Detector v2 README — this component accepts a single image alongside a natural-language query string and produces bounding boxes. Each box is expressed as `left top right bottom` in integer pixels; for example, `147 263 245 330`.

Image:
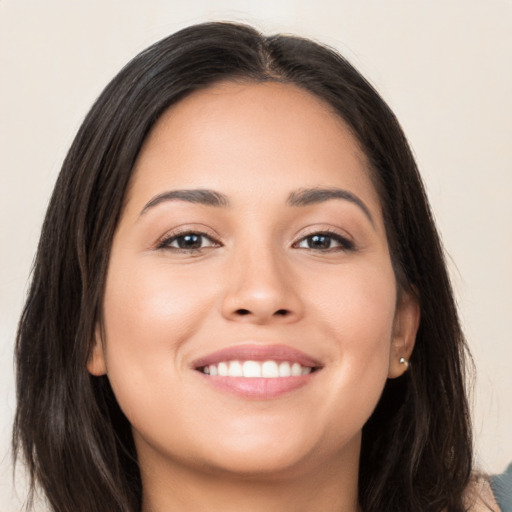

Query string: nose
220 245 304 325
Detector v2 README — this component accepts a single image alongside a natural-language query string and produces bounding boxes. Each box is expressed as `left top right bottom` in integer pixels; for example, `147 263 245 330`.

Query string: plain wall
1 1 511 509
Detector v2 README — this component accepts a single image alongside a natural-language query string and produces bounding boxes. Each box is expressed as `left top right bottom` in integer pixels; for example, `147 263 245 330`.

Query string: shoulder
490 464 512 512
463 475 502 512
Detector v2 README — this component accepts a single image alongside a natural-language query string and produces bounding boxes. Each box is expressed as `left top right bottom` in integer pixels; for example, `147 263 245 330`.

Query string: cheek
307 259 397 352
100 258 217 415
302 261 397 423
104 257 216 347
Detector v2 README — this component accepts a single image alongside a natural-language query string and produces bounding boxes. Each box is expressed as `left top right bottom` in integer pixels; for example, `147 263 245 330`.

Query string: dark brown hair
14 22 472 512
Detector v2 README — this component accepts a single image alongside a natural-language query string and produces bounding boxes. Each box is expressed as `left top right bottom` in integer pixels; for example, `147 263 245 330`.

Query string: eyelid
292 226 355 251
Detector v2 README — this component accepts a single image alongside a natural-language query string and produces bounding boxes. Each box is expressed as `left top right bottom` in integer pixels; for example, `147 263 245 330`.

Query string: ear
87 325 107 376
388 288 420 379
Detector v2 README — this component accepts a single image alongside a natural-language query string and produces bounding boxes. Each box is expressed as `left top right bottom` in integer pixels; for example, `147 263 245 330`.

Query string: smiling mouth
192 344 322 399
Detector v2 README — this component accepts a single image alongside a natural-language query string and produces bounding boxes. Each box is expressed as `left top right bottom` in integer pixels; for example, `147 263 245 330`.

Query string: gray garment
491 463 512 511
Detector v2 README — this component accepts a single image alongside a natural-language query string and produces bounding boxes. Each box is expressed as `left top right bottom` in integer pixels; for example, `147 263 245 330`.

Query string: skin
88 81 420 512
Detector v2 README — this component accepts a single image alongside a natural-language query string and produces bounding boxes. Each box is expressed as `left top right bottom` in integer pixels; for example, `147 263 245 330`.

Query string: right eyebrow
287 187 375 227
139 189 230 216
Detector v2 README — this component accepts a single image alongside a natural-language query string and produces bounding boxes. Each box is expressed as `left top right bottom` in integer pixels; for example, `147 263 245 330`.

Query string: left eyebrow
139 189 230 216
287 187 375 227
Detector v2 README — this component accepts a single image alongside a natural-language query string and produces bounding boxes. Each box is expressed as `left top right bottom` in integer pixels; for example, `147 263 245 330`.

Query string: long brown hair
14 22 472 511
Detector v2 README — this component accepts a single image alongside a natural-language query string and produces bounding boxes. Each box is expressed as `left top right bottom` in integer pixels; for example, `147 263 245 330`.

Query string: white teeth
279 361 291 377
218 362 229 376
261 361 279 378
228 360 243 377
291 362 302 376
202 360 314 378
242 361 261 377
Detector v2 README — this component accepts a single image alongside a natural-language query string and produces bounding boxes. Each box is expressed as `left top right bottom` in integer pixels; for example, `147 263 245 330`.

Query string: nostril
231 308 292 318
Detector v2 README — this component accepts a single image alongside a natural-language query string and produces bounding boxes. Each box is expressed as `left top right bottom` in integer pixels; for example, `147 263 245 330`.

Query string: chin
183 422 359 481
198 444 318 480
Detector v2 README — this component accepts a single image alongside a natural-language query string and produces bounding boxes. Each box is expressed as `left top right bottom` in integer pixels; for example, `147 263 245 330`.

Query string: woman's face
89 81 418 479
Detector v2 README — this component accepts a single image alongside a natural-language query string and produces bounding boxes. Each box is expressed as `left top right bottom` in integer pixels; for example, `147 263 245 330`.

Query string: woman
13 22 499 511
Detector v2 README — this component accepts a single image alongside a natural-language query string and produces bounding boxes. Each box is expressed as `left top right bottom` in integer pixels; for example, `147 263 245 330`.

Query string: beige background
1 1 511 509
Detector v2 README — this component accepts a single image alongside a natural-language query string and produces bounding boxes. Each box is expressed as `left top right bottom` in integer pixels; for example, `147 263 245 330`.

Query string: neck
139 438 362 512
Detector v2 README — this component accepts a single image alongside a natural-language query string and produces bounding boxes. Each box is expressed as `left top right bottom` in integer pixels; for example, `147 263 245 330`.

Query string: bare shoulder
463 476 502 512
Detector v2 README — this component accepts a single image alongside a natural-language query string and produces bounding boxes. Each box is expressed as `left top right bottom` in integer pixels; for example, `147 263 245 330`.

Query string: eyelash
292 229 355 252
156 229 354 254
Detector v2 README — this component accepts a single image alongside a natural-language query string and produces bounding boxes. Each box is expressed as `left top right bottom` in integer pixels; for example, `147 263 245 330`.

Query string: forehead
128 81 381 215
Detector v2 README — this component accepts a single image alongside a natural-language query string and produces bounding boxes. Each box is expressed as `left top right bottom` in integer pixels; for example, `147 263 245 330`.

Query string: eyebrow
139 186 374 226
287 187 374 226
140 189 230 215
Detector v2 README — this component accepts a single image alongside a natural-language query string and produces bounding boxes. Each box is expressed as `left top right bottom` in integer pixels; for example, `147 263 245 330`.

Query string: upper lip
191 344 323 369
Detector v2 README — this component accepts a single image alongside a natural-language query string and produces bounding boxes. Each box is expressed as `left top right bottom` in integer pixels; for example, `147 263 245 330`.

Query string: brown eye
158 232 219 251
174 233 204 250
295 232 354 251
306 234 332 249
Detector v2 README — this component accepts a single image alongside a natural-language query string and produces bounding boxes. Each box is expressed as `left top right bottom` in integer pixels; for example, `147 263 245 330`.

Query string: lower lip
197 373 317 399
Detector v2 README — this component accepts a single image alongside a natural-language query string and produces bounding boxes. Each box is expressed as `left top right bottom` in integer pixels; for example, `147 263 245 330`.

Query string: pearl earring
399 357 409 369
